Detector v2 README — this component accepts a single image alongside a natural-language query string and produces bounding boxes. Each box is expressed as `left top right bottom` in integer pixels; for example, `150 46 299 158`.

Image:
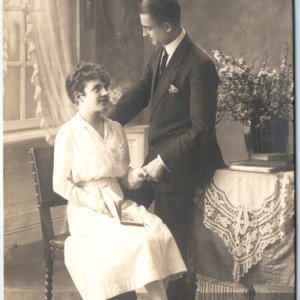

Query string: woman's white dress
53 113 187 300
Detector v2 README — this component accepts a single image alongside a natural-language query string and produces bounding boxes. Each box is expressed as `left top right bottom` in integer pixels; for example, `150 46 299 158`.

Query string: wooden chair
29 147 69 300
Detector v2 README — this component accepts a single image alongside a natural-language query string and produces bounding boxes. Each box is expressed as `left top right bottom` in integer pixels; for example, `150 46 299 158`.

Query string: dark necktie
159 50 169 76
154 50 169 90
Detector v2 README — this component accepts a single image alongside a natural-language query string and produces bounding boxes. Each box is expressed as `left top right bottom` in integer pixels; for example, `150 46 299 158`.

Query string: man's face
140 14 168 46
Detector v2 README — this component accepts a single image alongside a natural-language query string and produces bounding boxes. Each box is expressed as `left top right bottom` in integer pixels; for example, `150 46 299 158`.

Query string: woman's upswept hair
65 62 110 104
140 0 181 26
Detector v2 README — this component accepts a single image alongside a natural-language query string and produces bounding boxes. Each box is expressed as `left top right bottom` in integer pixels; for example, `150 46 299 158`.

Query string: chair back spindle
29 147 69 300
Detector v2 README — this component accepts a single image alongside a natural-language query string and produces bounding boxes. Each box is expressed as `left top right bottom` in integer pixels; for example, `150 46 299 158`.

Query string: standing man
109 0 224 299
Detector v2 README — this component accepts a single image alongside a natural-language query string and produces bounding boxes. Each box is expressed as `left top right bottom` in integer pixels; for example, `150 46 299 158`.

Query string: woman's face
78 80 109 115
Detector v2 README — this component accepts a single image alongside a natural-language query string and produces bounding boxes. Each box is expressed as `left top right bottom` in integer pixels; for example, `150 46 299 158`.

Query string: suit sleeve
108 54 154 125
159 59 219 171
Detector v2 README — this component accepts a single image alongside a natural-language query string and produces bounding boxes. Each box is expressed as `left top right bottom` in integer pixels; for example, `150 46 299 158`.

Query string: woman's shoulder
56 115 79 138
58 119 74 133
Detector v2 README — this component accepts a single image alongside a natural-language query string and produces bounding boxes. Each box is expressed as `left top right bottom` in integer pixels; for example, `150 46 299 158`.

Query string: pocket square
168 84 179 94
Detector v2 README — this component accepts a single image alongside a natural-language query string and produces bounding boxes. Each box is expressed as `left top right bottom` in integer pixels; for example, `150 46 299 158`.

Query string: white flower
108 87 123 105
168 84 179 94
213 50 222 62
212 46 293 125
238 57 244 65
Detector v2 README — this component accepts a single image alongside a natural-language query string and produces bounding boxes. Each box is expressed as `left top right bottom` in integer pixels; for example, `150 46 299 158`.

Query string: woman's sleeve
116 124 143 190
53 127 103 211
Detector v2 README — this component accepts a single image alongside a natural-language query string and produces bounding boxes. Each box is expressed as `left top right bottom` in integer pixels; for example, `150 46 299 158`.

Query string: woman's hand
142 158 166 182
132 168 148 181
120 167 148 190
96 200 112 217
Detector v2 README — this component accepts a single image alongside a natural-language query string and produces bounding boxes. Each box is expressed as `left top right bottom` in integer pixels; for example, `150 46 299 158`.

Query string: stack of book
229 153 294 173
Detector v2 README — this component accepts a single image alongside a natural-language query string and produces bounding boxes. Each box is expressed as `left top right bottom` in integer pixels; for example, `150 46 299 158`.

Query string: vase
244 118 289 155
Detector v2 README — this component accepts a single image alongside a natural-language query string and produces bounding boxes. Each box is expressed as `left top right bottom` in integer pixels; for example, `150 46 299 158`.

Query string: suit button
149 146 154 152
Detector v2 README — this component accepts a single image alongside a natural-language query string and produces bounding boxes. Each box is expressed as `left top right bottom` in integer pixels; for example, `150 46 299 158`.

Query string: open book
102 187 144 226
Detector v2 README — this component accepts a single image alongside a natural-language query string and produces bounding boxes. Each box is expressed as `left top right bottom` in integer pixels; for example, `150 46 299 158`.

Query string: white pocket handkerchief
168 84 179 94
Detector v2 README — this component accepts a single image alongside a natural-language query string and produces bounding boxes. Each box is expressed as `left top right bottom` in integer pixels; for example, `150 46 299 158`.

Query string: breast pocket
168 78 189 100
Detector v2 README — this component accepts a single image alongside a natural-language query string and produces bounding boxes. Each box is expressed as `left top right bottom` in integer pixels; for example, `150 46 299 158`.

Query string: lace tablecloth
194 169 294 283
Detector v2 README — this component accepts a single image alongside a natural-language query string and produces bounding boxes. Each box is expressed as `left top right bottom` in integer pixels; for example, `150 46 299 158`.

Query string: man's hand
143 158 166 182
132 167 148 182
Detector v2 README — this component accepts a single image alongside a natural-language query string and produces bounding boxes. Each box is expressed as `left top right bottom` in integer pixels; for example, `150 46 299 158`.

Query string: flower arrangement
107 80 134 105
212 45 294 126
108 86 124 105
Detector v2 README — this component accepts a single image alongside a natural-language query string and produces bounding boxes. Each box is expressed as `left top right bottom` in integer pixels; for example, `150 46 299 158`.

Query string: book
229 159 294 173
250 152 294 161
102 187 144 226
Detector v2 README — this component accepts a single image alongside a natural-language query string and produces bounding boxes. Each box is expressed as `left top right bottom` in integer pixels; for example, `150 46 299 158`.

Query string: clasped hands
95 158 165 216
133 157 166 183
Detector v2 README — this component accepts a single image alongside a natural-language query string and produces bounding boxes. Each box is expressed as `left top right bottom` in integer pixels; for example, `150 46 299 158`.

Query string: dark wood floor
4 240 149 300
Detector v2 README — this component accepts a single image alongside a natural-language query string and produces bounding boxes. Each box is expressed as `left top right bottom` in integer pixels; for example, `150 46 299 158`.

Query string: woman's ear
74 92 82 104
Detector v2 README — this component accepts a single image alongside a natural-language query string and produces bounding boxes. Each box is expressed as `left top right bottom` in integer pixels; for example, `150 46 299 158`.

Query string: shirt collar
164 28 186 59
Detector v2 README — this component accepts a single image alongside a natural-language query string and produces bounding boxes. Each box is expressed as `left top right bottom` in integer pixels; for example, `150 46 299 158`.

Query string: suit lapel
151 34 192 116
151 47 164 96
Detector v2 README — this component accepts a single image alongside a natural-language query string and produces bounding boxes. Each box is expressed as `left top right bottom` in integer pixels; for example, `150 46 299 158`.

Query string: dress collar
74 113 109 140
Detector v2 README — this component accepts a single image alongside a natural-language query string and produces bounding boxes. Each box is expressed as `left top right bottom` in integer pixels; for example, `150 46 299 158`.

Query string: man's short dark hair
140 0 181 26
65 62 110 104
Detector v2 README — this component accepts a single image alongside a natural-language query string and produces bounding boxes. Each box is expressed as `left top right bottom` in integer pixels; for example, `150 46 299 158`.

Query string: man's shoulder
183 38 218 78
189 41 214 64
180 33 212 63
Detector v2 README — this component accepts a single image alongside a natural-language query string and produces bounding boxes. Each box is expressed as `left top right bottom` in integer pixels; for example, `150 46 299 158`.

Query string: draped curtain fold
27 0 79 143
96 0 144 84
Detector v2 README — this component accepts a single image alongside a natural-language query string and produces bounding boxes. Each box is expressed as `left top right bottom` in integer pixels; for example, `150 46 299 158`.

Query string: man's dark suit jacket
109 34 224 194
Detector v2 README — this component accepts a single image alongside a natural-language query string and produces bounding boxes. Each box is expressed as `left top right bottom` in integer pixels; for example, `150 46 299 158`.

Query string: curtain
26 0 79 143
95 0 144 84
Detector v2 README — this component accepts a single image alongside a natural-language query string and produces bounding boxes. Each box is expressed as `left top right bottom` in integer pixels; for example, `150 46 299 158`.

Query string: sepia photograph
3 0 295 299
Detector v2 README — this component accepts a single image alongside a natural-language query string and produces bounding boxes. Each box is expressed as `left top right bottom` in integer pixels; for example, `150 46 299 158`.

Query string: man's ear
163 22 172 33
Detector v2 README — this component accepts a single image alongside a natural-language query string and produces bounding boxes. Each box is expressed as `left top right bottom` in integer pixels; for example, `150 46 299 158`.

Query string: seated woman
53 62 187 300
